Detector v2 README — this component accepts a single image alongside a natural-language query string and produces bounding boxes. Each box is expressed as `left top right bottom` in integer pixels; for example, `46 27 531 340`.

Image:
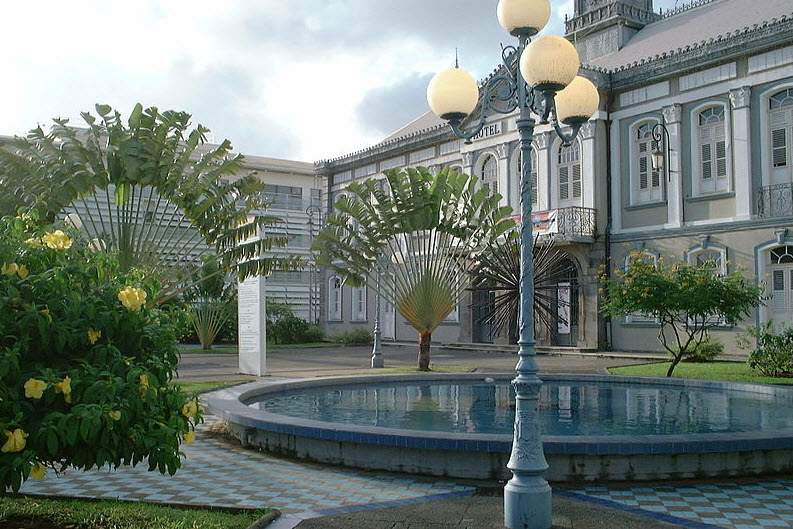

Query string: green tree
601 252 763 376
313 167 514 371
183 256 234 350
0 214 201 493
0 104 298 301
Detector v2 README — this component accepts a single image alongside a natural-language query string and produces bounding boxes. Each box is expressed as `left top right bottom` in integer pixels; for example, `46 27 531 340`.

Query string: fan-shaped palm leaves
0 104 298 300
313 166 514 371
469 230 576 344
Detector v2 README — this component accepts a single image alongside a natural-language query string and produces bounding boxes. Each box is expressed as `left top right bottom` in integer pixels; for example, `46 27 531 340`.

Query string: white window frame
351 286 367 322
477 152 499 196
327 276 343 322
624 250 661 325
692 103 732 196
761 84 793 186
630 119 664 205
685 243 729 326
557 140 582 206
511 146 539 208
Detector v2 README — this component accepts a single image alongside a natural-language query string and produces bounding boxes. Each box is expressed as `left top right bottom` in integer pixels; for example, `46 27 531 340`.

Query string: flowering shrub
0 212 201 493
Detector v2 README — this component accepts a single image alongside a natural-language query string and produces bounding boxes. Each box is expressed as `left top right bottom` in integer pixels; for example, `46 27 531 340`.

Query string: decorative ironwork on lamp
426 1 599 528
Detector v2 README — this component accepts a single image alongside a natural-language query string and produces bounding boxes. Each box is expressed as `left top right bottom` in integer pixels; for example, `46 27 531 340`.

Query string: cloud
354 73 435 139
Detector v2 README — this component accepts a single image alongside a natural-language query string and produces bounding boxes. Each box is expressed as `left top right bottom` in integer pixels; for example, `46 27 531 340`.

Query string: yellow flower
54 376 72 403
31 463 46 480
24 379 47 399
41 230 73 250
182 401 198 418
110 410 121 421
139 374 150 395
1 263 19 275
16 265 28 279
39 308 52 323
118 286 147 311
184 431 196 445
25 237 43 248
1 429 28 453
87 329 101 345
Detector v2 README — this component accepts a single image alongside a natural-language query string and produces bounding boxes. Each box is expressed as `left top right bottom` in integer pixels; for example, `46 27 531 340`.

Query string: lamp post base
371 352 383 368
504 474 552 529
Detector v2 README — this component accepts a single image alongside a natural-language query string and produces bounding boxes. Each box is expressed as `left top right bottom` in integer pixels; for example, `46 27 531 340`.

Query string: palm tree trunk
418 331 432 371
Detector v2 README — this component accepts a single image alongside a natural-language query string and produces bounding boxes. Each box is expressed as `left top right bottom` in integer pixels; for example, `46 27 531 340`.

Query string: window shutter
572 164 582 198
559 166 569 200
639 156 648 189
701 143 712 179
531 169 538 205
772 128 787 168
773 270 785 310
716 141 727 177
651 167 660 189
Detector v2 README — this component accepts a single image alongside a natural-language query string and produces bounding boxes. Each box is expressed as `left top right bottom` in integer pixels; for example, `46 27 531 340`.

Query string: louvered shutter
572 164 582 198
639 156 648 190
559 166 569 200
772 128 787 168
701 143 712 179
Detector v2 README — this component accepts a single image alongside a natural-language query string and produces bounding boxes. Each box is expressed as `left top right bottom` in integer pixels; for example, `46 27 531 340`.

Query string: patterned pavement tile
18 421 476 515
570 479 793 529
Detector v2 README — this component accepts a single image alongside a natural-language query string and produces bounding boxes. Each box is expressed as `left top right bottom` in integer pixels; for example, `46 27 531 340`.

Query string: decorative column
535 131 551 212
730 86 753 220
580 121 597 210
663 104 683 228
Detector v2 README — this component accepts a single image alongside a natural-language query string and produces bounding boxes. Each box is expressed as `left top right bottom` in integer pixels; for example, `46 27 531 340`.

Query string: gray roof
380 109 445 144
587 0 793 71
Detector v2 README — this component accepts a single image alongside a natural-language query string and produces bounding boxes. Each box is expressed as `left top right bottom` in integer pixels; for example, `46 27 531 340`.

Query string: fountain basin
202 373 793 481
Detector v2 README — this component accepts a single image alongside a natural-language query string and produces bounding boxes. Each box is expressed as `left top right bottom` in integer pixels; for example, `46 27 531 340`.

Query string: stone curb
246 508 281 529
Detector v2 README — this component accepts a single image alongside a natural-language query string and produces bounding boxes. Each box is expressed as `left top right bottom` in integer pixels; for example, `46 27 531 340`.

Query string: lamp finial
455 48 459 68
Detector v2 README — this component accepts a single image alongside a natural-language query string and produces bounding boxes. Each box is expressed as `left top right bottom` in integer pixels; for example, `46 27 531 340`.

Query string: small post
371 264 384 368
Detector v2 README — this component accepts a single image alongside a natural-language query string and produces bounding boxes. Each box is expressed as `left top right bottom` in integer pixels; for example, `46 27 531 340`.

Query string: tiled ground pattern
18 426 475 514
571 480 793 529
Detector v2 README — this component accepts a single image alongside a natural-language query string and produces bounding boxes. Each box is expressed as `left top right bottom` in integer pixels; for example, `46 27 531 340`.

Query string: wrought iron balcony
757 183 793 219
533 206 597 241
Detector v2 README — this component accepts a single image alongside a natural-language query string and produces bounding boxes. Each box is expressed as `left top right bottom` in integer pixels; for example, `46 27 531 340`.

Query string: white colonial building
315 0 793 355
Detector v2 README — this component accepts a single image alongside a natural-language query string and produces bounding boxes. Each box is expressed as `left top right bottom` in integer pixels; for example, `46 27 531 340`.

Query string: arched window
696 106 730 195
327 276 342 321
515 148 539 207
624 250 660 324
633 122 662 204
479 154 498 195
770 89 793 182
769 246 793 329
351 286 367 321
558 141 581 205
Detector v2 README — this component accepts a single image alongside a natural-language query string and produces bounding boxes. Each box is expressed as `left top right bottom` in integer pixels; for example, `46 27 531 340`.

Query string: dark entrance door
472 288 495 343
552 258 579 346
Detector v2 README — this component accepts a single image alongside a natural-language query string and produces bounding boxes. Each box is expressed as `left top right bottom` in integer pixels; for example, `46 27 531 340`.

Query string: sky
1 0 682 163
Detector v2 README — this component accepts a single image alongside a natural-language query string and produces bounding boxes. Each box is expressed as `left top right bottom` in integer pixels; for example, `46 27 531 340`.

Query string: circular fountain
203 373 793 481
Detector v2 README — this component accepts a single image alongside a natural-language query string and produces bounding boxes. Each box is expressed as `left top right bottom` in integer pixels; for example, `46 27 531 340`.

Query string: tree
0 214 201 493
313 167 514 371
183 255 234 350
601 252 763 376
469 231 576 344
0 104 298 301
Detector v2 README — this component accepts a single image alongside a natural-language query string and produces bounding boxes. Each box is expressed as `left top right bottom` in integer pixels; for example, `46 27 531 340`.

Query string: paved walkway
15 345 793 528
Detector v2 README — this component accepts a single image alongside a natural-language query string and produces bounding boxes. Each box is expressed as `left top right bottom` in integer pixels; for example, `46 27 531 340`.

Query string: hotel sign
472 122 502 141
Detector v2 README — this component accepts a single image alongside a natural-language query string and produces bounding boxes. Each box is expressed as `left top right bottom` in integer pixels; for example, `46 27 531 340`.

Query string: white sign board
238 275 267 376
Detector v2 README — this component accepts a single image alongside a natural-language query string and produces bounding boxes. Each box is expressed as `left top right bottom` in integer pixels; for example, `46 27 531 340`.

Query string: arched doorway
770 245 793 329
551 257 579 346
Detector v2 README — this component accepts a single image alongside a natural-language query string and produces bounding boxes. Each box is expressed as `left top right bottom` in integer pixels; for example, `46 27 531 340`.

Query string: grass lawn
176 380 250 395
0 496 267 529
609 361 793 385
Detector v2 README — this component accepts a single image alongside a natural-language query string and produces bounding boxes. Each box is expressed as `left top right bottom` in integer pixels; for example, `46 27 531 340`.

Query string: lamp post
371 260 384 368
427 2 599 528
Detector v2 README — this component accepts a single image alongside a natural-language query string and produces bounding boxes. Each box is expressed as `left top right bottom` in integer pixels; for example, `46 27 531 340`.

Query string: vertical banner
238 275 267 376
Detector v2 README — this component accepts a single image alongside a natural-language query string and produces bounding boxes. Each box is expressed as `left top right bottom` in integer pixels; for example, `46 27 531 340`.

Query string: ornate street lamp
427 1 599 528
651 122 671 177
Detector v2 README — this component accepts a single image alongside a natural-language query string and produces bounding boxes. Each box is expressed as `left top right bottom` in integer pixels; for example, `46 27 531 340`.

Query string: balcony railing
757 183 793 219
530 207 596 240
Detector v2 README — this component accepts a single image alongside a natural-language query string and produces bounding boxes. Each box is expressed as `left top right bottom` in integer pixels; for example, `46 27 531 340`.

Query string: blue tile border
556 490 726 529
